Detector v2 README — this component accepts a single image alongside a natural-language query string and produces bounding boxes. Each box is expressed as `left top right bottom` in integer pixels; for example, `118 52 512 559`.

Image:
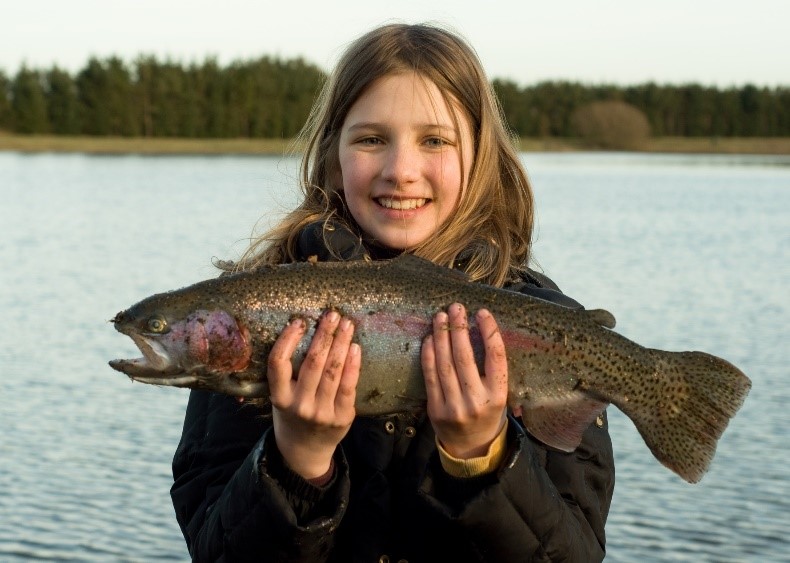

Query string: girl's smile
338 72 474 250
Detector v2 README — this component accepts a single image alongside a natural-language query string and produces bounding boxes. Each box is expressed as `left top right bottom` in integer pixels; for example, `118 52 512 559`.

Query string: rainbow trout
109 255 750 483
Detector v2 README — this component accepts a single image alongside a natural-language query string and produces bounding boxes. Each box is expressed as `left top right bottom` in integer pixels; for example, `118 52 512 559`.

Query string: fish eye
146 315 168 334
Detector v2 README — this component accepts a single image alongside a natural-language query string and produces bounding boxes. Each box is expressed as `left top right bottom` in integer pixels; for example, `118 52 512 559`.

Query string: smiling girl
337 72 473 251
171 23 615 562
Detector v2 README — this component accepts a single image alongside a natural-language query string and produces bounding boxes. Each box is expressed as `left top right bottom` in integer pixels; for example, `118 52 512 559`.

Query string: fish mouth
108 359 201 387
109 333 182 380
108 354 268 398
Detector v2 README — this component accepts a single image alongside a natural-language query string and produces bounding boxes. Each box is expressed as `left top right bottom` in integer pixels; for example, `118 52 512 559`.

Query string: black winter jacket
171 223 615 562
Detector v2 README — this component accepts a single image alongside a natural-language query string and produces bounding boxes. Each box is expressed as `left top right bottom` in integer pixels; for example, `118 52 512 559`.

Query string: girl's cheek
339 155 366 190
434 160 463 198
348 166 379 196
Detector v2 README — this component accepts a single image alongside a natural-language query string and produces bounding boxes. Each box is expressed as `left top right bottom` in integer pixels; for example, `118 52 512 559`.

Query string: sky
2 0 788 88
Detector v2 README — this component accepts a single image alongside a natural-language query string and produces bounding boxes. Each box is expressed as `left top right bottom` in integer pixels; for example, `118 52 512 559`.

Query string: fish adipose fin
584 308 616 329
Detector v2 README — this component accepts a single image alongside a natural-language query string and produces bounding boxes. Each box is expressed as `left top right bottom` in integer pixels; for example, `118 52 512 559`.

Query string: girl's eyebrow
344 122 381 132
345 121 458 133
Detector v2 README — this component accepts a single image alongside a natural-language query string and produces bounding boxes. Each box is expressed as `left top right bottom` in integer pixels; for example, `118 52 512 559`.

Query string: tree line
0 56 323 138
0 55 787 138
493 79 789 137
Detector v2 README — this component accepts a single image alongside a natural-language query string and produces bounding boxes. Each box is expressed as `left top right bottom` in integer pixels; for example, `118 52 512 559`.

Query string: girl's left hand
422 303 509 459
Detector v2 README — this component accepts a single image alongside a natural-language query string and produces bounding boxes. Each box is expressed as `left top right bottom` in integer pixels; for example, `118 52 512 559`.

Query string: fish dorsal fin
388 254 471 282
584 308 616 329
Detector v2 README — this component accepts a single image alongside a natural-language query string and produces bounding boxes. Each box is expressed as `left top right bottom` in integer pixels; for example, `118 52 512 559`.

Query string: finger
267 317 306 406
447 303 483 392
294 310 341 400
432 310 462 401
315 316 355 404
421 334 446 410
478 309 509 398
334 342 361 418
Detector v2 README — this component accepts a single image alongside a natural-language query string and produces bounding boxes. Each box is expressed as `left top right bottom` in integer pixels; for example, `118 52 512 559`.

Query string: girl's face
337 72 474 250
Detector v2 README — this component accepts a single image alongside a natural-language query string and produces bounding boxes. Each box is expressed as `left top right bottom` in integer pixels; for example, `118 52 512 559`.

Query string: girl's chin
368 230 430 251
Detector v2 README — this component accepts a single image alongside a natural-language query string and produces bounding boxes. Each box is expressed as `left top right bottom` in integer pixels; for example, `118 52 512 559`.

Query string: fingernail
325 310 339 323
339 317 352 331
290 317 305 329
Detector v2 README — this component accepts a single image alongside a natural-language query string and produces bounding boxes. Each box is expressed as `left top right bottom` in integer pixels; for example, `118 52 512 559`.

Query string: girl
171 23 615 562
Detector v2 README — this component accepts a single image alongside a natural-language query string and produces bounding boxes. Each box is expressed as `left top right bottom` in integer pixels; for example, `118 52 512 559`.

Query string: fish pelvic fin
627 350 751 483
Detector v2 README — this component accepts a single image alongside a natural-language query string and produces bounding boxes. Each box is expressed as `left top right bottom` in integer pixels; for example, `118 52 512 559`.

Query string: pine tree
76 57 138 135
11 66 48 134
0 70 13 131
46 66 80 134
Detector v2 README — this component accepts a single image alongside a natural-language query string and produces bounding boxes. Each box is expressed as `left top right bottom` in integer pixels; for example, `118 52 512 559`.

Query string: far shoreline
1 134 789 156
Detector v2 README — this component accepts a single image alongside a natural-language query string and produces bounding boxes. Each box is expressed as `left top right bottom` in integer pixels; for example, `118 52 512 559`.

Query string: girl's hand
422 303 509 459
266 311 361 479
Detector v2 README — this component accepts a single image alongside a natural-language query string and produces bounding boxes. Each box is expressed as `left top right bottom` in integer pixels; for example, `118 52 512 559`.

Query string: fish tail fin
628 350 751 483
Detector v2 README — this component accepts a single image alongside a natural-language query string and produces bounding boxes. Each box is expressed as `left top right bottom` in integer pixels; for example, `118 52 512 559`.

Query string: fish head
109 297 254 394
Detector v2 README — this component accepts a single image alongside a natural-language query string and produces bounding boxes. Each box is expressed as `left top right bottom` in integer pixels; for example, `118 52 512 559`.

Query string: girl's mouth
375 197 428 210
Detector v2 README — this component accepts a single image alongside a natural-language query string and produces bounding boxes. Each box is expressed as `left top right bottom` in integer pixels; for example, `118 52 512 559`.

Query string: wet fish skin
109 255 751 483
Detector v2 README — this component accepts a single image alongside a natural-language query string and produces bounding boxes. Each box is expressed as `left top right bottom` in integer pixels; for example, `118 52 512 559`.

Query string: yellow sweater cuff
436 421 508 478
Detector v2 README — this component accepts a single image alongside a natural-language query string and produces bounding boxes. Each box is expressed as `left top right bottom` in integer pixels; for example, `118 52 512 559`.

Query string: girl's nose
381 143 419 185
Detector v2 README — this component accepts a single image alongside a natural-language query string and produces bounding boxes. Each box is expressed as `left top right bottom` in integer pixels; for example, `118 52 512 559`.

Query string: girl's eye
359 137 382 146
425 137 449 148
146 315 168 334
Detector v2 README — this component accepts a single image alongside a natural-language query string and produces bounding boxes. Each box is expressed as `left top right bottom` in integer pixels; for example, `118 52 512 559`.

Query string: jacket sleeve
415 278 615 562
171 391 351 562
417 415 614 562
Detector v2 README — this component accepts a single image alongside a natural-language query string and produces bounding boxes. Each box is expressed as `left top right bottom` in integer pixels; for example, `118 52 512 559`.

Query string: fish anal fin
520 393 608 452
584 308 616 329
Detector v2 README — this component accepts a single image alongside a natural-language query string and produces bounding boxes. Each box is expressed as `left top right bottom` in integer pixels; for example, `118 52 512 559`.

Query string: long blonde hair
234 23 534 287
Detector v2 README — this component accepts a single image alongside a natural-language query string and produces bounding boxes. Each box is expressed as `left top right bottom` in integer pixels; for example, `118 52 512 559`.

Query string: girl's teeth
378 198 427 210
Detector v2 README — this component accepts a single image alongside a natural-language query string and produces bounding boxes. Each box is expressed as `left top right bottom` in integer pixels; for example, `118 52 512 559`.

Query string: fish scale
109 254 751 483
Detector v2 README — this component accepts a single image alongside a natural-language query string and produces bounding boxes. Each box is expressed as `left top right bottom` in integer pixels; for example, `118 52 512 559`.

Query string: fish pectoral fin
583 308 616 329
520 393 608 452
212 370 268 398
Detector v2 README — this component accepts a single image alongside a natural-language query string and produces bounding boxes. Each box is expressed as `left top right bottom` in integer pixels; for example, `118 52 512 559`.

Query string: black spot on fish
366 388 384 402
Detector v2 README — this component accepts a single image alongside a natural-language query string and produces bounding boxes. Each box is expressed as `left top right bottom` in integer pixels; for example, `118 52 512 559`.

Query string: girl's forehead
346 72 467 127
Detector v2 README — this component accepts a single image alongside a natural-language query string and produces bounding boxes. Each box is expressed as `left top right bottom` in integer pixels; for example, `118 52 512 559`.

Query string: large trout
109 255 750 483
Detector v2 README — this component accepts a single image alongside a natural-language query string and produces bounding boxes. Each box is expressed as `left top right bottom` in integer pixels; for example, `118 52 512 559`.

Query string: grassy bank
516 136 790 155
0 134 788 155
0 135 297 155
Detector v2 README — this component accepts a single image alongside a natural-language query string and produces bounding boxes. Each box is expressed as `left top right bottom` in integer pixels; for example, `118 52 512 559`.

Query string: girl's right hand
266 311 361 479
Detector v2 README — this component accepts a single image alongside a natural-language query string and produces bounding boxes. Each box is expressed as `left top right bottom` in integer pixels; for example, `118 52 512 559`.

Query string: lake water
1 151 788 562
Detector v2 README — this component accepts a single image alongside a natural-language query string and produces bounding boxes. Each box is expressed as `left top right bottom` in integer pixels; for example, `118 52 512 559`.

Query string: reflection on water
1 152 788 561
